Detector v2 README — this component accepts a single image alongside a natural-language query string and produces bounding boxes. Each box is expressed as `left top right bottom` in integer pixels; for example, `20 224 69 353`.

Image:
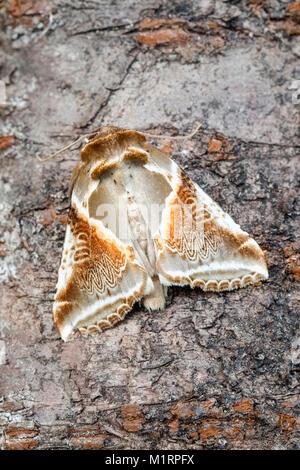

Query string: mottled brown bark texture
0 0 299 450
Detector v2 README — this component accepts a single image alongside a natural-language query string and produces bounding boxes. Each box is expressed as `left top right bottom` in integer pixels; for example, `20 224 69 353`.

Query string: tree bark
0 0 299 450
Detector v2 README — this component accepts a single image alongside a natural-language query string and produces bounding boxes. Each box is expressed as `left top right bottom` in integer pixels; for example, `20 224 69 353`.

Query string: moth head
80 125 146 163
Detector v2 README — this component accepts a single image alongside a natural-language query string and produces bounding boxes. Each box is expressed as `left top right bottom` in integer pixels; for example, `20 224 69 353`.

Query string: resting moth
53 125 268 341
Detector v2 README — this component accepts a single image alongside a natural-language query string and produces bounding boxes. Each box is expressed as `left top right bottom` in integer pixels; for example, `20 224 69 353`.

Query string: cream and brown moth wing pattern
53 126 268 341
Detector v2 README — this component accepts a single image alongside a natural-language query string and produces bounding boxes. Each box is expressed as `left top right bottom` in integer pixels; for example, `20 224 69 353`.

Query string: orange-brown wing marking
156 169 268 290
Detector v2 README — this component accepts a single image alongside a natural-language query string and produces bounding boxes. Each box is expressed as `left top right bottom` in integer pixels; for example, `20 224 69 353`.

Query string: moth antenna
142 122 201 141
36 131 100 162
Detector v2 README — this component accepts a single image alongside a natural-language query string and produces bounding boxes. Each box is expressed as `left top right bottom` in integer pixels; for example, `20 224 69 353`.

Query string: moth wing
145 146 268 291
53 197 147 342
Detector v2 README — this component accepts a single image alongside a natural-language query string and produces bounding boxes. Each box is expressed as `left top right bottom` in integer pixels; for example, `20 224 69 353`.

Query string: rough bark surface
0 0 299 450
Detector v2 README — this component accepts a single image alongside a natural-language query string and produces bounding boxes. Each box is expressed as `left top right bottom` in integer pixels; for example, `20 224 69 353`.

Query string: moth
53 125 268 341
